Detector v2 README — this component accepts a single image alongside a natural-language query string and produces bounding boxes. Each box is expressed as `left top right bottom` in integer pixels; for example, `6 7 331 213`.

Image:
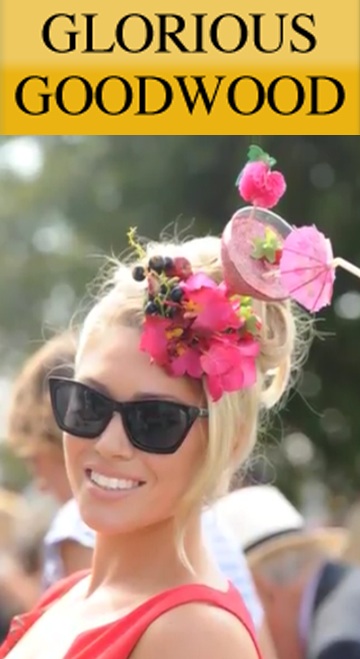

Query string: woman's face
63 325 207 535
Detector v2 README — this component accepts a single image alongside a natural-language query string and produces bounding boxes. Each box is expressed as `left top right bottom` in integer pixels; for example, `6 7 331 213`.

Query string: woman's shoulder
130 591 261 659
112 582 261 659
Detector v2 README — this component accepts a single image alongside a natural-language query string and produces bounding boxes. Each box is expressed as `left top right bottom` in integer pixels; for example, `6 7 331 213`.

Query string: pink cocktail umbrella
279 226 360 312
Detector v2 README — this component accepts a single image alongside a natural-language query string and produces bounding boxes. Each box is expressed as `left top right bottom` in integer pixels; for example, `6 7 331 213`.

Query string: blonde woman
0 148 318 659
7 331 269 637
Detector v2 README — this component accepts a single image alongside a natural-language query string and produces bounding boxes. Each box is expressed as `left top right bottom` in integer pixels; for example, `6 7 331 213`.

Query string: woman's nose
94 412 134 459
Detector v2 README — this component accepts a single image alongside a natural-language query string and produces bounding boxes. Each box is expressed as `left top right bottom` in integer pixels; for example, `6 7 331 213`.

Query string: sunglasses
48 377 208 455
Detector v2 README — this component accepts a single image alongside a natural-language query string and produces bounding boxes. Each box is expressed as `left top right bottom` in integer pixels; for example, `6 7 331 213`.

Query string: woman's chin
78 499 176 538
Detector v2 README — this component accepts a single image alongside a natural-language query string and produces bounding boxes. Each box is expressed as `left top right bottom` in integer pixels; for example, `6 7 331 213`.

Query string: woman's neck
87 514 209 595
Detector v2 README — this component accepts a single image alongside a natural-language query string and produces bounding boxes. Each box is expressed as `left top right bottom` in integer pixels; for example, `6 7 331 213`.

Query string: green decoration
251 227 282 264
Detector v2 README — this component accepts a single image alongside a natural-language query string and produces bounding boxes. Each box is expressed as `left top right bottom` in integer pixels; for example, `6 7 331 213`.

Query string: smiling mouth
85 469 145 492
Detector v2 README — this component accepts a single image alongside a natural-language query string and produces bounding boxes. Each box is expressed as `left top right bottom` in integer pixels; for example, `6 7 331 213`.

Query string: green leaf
265 227 280 248
247 144 277 168
262 245 277 263
245 314 258 335
251 238 267 259
247 144 265 162
251 228 281 263
240 296 252 306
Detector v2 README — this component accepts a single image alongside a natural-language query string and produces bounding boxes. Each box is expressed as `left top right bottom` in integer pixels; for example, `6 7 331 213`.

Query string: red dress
0 571 262 658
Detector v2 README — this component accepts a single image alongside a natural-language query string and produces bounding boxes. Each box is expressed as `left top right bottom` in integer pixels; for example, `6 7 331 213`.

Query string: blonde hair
77 235 309 552
7 332 77 456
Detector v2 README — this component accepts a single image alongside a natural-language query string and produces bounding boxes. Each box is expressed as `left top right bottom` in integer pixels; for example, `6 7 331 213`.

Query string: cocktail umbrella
279 226 360 312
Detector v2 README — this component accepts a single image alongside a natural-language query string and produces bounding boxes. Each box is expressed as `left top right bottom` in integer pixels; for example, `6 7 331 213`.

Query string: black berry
148 256 165 274
145 301 159 315
160 284 168 295
170 286 183 303
164 257 174 273
132 266 146 282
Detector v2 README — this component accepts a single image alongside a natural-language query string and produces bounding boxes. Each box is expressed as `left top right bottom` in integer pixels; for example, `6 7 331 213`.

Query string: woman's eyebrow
130 392 184 403
79 377 111 397
79 379 184 404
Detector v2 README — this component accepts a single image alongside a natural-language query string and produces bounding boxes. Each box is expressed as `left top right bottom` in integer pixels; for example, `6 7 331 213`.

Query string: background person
214 485 360 659
6 332 94 588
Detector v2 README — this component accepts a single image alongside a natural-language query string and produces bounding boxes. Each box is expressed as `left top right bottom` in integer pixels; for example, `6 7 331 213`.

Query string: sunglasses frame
48 376 209 455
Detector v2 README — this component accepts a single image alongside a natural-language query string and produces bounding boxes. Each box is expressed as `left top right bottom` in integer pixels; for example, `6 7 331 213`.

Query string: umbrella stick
333 257 360 280
249 206 256 221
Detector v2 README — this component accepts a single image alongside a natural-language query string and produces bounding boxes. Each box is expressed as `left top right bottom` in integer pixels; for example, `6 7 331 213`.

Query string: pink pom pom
238 161 286 209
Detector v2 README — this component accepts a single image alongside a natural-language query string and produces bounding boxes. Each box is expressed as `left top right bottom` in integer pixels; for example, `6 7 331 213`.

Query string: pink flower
182 273 217 291
238 161 286 209
168 345 203 379
139 271 261 401
182 275 240 333
139 316 170 365
200 338 259 401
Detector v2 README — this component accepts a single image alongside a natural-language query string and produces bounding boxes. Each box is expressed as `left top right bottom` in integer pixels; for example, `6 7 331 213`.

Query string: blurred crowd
1 331 360 658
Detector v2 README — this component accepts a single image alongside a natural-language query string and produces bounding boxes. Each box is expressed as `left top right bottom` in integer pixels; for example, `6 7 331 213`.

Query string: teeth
90 471 141 491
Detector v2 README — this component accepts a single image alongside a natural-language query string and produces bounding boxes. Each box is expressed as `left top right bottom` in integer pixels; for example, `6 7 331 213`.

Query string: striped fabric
202 507 263 629
42 498 95 590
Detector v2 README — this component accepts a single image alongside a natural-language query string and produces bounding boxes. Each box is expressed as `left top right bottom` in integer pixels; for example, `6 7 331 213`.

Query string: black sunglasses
48 377 208 455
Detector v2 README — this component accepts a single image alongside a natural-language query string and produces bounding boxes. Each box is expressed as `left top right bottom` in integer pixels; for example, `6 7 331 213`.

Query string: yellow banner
1 1 359 134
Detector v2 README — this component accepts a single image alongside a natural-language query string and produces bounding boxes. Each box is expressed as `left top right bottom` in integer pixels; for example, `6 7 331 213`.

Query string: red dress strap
0 571 88 658
120 582 261 658
0 577 262 659
70 582 262 658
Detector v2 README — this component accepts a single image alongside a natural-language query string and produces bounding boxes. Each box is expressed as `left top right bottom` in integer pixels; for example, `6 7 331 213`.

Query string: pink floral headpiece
130 146 360 401
129 234 261 402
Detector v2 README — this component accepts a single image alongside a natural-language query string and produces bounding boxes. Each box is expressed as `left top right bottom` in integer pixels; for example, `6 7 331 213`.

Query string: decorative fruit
132 266 146 282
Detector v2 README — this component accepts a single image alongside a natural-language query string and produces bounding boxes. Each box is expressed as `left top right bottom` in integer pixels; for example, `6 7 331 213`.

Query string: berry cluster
132 255 192 319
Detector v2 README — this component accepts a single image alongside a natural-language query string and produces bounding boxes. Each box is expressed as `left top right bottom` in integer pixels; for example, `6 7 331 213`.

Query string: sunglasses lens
50 379 201 453
51 380 111 439
123 401 192 453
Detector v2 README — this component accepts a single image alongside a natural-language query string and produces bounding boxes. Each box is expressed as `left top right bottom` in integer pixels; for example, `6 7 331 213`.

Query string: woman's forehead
76 325 203 404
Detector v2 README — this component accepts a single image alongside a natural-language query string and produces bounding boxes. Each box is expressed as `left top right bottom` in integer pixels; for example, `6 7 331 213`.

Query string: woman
7 332 268 636
1 150 305 658
6 332 93 588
